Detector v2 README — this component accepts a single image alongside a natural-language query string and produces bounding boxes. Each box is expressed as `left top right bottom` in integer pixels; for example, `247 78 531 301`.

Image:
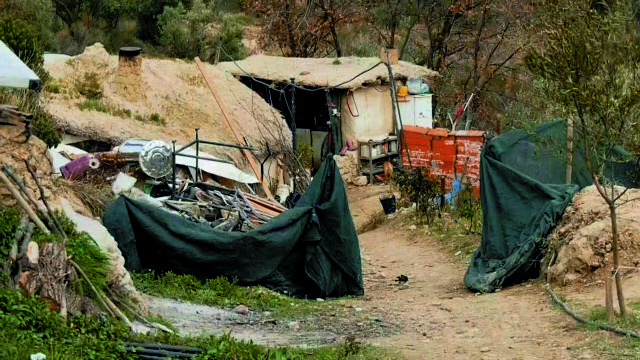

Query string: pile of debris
49 135 288 233
0 115 148 318
544 185 640 285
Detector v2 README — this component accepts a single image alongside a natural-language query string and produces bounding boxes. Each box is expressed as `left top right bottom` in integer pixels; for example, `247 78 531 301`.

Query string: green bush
453 178 482 234
157 0 246 62
394 167 444 225
209 14 247 62
75 72 103 99
32 111 63 148
0 289 133 359
136 0 185 43
0 18 49 83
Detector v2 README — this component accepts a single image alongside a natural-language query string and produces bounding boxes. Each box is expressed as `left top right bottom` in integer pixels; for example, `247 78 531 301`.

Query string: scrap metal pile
48 136 289 232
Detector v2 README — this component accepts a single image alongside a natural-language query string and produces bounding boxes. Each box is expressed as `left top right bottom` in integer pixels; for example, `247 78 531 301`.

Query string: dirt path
353 218 586 360
141 183 611 359
144 215 595 359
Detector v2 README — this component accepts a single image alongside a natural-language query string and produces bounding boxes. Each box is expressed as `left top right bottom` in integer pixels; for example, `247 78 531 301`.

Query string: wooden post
566 117 574 184
194 58 275 201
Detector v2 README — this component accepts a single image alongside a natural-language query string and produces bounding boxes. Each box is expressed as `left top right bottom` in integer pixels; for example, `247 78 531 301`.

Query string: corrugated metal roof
0 41 41 90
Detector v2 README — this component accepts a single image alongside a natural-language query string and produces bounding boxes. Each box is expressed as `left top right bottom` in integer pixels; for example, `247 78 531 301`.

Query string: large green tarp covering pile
465 120 640 292
104 157 364 298
464 120 583 293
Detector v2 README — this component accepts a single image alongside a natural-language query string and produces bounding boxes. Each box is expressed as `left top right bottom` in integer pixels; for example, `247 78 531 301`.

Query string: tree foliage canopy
525 0 640 168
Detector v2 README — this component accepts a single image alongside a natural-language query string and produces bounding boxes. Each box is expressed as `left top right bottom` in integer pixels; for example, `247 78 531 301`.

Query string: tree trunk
609 203 627 317
605 273 614 321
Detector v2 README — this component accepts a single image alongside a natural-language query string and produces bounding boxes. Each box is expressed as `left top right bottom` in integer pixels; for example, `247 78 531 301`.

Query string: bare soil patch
141 186 599 358
545 185 640 286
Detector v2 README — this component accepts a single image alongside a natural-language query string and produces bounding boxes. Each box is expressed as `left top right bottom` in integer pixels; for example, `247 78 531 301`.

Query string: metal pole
195 128 200 182
290 78 296 192
172 140 176 200
385 62 412 168
290 78 297 152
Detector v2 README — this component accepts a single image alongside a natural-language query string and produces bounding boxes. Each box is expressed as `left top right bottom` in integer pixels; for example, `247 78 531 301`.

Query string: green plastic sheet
104 156 364 298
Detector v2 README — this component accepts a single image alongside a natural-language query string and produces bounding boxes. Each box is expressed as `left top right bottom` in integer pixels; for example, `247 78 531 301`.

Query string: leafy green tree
136 0 186 43
210 14 247 61
526 0 640 318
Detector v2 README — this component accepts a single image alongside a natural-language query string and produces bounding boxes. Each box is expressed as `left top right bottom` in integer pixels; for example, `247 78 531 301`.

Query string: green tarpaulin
465 120 640 292
104 157 364 298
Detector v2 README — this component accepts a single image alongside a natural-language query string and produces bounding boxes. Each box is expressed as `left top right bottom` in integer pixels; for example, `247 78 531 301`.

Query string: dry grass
357 211 387 234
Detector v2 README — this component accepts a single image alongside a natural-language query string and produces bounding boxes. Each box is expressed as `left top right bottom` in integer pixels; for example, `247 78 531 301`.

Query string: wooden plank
194 58 275 201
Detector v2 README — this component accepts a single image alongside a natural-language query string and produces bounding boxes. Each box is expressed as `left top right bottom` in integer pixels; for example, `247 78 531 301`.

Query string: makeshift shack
218 55 439 180
42 43 293 193
104 156 364 299
465 119 640 292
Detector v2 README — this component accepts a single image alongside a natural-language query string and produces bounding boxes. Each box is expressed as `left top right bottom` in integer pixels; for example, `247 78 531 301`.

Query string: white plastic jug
407 76 422 95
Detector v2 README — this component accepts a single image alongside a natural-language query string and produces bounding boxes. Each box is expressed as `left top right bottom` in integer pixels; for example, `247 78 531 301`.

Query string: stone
112 172 137 195
25 241 39 268
235 305 249 315
352 176 368 186
480 347 490 353
58 199 144 312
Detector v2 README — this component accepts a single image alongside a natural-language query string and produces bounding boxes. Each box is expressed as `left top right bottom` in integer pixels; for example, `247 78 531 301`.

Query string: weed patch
78 98 111 113
0 289 133 359
75 72 103 99
132 271 325 318
134 112 165 125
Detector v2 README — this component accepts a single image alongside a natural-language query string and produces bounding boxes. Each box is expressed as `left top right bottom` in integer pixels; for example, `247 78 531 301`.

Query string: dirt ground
143 186 636 359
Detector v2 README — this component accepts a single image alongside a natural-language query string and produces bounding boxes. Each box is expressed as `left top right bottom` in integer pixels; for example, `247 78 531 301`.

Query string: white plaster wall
341 87 394 144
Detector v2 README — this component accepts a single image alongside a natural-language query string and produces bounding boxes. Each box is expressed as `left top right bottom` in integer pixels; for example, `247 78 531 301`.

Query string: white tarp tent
0 41 41 90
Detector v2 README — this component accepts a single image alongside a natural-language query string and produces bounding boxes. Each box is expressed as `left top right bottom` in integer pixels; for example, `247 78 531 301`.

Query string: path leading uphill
352 217 590 359
144 185 612 359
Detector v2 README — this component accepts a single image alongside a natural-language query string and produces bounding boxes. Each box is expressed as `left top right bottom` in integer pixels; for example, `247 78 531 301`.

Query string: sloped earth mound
545 185 640 285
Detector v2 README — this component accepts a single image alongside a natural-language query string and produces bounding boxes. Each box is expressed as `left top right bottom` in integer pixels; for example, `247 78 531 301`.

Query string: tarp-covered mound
465 120 640 292
464 120 587 292
103 157 364 298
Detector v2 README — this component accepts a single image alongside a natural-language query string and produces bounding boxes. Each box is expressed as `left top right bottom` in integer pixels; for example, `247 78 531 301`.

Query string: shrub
157 2 197 58
208 14 247 62
75 72 103 99
453 177 482 234
0 18 49 83
0 89 62 148
136 0 186 43
393 167 444 225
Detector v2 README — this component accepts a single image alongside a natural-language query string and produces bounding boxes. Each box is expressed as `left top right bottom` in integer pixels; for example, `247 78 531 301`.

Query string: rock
316 298 325 302
352 176 368 186
58 199 144 312
235 305 249 315
409 225 417 230
25 241 39 268
112 172 137 195
480 347 490 353
30 353 47 360
131 321 160 336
